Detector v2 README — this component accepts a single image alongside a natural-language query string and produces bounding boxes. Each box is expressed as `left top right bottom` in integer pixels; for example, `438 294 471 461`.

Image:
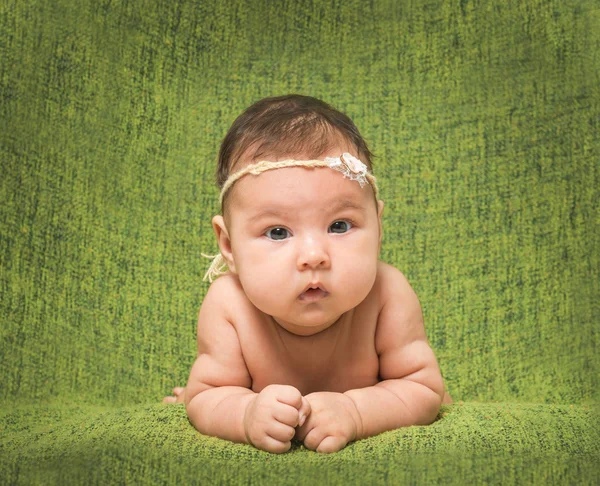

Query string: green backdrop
1 0 598 484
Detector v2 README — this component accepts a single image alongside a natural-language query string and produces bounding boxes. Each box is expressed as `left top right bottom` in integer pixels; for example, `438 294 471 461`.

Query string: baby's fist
243 384 311 454
295 392 362 453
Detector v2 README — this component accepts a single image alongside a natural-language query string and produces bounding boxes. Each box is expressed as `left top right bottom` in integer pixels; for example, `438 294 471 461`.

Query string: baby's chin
272 316 341 336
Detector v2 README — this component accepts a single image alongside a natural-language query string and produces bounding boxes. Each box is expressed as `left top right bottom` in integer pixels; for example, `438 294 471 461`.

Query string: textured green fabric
1 402 599 484
1 0 598 484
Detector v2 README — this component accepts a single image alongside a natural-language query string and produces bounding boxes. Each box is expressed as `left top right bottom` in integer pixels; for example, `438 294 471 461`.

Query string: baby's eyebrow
329 198 367 214
246 208 290 224
247 198 366 224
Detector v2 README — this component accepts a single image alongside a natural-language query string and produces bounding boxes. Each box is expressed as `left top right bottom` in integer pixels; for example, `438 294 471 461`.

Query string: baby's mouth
298 285 329 302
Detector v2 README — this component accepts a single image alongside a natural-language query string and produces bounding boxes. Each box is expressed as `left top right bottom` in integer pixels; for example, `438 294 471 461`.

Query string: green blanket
1 0 598 483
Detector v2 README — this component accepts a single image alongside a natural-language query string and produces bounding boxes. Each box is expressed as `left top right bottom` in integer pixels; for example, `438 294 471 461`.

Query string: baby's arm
343 267 445 440
185 278 309 452
184 280 255 443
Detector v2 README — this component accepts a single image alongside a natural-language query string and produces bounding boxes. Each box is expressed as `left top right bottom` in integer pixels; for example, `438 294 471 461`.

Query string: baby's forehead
229 165 373 214
232 136 358 171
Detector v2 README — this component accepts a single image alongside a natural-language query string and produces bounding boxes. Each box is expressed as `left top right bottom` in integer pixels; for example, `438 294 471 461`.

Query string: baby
163 94 452 454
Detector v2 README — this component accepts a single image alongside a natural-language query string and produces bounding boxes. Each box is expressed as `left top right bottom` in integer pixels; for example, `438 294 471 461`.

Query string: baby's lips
298 287 329 302
300 282 328 294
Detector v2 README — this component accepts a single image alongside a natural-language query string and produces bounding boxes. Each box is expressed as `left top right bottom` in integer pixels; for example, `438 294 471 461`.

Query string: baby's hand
295 392 362 453
162 387 185 404
243 384 311 454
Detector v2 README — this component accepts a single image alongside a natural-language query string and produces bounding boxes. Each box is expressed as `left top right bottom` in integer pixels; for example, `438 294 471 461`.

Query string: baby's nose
297 237 330 270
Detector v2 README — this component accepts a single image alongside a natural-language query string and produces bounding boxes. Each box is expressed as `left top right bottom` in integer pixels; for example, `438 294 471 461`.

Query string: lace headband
202 153 379 282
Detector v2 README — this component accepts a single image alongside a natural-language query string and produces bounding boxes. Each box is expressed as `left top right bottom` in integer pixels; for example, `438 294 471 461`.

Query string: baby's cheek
239 265 288 312
336 255 377 302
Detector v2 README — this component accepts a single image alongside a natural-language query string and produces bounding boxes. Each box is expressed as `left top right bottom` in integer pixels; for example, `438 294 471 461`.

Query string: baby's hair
216 94 375 212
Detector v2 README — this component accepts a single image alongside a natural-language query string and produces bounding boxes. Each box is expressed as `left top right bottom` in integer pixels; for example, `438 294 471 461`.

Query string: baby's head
215 94 377 215
209 94 384 335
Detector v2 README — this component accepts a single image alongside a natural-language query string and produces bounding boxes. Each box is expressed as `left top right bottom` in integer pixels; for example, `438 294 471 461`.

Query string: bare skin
164 263 452 453
165 260 392 398
164 145 452 454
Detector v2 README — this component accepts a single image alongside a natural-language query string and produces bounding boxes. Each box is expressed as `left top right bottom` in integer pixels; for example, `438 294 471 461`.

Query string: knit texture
1 0 598 484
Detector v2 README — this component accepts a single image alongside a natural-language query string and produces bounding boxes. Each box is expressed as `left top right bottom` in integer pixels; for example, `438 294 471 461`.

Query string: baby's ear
212 215 237 274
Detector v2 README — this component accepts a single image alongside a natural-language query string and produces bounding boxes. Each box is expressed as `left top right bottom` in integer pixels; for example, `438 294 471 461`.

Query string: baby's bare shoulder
375 260 417 300
202 273 252 323
374 261 425 351
204 272 243 297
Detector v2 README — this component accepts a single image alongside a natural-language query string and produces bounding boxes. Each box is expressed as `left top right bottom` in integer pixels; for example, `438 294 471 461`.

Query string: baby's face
216 148 384 335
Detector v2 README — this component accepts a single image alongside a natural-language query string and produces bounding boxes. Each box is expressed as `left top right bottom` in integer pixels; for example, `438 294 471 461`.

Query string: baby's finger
316 435 347 454
272 403 301 426
293 419 312 442
266 421 296 443
253 435 292 454
302 426 327 451
274 385 304 410
298 396 311 426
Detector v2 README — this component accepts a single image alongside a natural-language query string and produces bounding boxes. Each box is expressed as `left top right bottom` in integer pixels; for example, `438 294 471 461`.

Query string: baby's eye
329 220 352 234
265 227 290 240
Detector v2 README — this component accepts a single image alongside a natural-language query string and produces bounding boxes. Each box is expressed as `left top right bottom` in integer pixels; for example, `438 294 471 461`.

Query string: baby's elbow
418 384 444 425
431 371 447 405
417 369 445 424
184 381 213 409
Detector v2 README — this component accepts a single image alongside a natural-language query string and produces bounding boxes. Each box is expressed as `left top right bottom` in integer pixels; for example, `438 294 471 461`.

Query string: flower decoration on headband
324 152 369 188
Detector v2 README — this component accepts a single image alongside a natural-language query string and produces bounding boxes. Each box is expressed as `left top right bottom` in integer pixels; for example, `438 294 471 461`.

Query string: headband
202 153 379 283
219 152 379 206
